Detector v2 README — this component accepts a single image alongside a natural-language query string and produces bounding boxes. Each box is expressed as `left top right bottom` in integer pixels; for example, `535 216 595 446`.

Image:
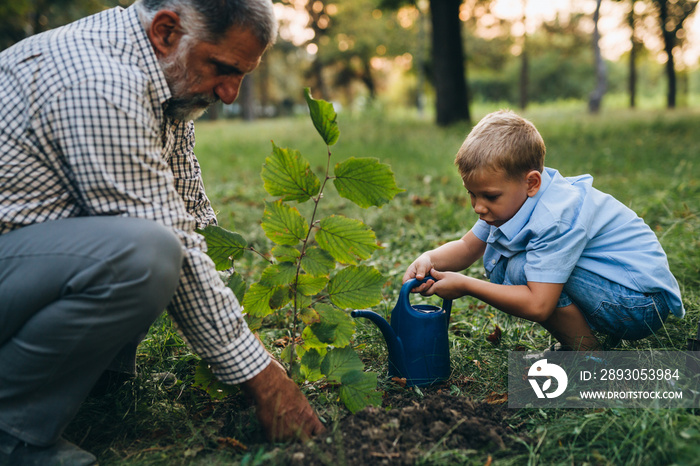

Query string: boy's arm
426 269 564 322
403 230 486 293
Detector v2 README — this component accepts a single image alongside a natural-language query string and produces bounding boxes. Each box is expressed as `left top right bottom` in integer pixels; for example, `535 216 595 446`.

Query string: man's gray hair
134 0 277 47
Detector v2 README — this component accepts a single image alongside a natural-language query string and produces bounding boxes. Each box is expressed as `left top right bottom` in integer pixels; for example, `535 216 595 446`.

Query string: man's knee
116 218 183 316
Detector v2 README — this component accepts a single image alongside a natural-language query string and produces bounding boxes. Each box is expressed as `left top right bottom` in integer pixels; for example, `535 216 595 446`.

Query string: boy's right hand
402 254 436 293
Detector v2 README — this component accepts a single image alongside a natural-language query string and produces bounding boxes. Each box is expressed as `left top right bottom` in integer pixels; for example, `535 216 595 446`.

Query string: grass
67 104 700 464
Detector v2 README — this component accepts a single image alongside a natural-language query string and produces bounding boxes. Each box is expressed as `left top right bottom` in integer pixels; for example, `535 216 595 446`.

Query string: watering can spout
350 310 408 377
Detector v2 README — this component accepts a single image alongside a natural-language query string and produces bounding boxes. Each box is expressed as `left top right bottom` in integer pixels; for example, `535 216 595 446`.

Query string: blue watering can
351 276 452 387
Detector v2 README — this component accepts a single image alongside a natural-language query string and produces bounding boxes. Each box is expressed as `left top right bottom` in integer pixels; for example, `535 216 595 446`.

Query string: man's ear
148 10 184 58
525 170 541 197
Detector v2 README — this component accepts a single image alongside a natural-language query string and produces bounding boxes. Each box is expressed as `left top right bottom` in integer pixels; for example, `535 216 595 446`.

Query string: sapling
198 89 402 412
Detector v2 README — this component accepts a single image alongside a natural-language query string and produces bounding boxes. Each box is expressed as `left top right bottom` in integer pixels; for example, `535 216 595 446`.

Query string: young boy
404 110 684 350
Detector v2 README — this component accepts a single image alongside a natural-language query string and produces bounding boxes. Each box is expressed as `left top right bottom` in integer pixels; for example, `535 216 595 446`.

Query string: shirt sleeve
165 121 218 229
470 219 491 242
43 80 270 384
524 219 589 284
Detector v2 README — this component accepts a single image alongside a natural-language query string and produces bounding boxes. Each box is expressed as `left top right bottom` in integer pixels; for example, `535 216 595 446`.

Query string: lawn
67 105 700 464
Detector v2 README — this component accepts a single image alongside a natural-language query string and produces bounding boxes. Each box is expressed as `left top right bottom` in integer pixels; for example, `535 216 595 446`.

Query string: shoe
0 432 97 466
522 342 572 361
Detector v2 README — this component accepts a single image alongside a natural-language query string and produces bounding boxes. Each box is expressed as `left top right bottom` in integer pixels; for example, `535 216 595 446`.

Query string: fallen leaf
391 376 407 387
486 324 502 345
485 391 508 405
411 195 432 207
217 437 247 452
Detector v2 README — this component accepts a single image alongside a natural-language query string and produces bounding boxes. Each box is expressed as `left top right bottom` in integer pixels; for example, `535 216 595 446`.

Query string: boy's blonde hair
455 110 545 180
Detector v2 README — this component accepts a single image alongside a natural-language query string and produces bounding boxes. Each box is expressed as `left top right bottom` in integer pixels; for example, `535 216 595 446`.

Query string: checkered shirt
0 5 270 384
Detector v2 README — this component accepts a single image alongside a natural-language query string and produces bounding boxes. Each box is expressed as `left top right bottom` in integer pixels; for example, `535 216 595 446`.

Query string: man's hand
241 358 325 442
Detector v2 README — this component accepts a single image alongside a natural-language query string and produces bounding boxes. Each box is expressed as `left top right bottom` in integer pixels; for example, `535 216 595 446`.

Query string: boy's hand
402 253 436 293
418 269 469 300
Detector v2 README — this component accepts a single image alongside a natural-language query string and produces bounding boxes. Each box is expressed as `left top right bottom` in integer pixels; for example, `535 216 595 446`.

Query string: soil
283 390 525 465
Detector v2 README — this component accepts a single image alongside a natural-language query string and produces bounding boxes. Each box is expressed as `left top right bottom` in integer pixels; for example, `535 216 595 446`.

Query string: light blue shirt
471 167 684 318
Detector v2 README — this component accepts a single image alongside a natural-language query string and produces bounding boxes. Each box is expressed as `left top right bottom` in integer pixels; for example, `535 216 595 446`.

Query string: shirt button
491 259 496 265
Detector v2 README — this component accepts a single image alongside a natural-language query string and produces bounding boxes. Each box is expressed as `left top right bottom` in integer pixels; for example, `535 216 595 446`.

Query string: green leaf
296 274 328 296
333 157 404 208
244 314 263 332
320 346 364 383
198 225 247 271
261 200 308 246
194 361 238 400
272 245 300 263
303 304 355 348
242 283 277 317
291 291 313 311
315 216 380 265
339 370 381 414
328 265 384 309
227 271 246 304
260 262 298 287
300 307 320 325
300 348 325 382
262 143 321 202
269 286 292 310
304 88 339 146
301 246 335 276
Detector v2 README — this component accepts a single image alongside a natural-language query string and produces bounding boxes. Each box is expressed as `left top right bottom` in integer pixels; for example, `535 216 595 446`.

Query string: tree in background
649 0 698 108
381 0 470 126
588 0 607 113
429 0 470 125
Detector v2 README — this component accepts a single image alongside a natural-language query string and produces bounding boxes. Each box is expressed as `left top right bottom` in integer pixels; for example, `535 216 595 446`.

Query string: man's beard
159 40 218 121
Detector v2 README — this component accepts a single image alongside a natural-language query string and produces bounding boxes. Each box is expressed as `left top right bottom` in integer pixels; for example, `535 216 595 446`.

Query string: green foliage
195 225 247 271
199 88 403 413
193 361 238 400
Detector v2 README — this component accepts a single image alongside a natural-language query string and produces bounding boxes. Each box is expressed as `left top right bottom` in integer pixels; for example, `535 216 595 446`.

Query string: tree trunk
519 50 528 110
416 3 428 117
628 0 637 108
519 0 528 110
658 1 676 108
239 74 256 121
588 0 607 113
429 0 470 126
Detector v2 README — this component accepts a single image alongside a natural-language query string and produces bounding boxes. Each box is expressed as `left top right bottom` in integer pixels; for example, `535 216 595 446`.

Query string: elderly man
0 0 324 463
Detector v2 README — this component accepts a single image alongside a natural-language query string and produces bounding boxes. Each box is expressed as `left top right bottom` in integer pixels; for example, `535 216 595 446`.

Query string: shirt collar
123 5 172 106
494 168 554 241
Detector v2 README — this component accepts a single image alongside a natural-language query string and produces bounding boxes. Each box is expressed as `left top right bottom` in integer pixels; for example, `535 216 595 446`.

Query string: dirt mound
285 391 526 464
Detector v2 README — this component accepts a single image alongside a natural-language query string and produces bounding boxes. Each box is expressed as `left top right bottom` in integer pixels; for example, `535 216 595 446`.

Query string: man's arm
165 120 218 229
46 84 323 440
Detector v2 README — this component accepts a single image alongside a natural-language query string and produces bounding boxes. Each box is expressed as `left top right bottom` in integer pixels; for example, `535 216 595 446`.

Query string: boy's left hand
418 269 469 300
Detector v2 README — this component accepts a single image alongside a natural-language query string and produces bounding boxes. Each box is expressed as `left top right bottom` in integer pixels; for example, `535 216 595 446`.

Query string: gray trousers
0 217 183 446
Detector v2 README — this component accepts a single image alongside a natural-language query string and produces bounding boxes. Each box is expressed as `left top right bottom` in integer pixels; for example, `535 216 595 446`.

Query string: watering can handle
400 275 453 317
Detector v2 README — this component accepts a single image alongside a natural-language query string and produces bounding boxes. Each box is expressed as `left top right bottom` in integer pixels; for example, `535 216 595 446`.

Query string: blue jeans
488 252 670 341
0 217 183 446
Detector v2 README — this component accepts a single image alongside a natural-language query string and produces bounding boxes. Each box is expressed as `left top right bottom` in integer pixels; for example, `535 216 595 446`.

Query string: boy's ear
525 170 541 197
148 10 184 58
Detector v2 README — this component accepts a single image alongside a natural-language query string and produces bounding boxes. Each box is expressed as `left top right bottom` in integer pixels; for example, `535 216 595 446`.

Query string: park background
3 0 700 464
